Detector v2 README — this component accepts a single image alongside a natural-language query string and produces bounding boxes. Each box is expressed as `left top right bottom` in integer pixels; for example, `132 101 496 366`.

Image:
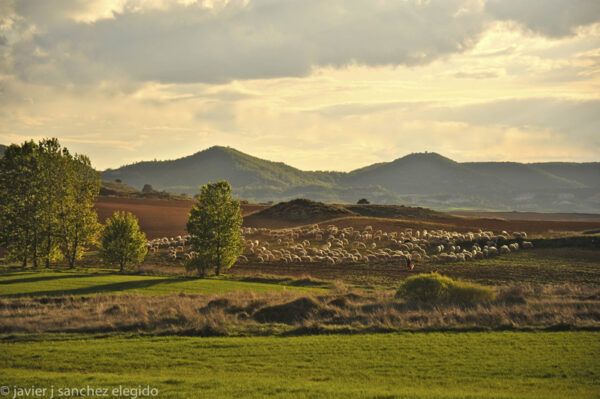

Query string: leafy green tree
101 211 147 272
187 181 243 276
0 141 42 266
0 138 101 268
58 154 101 268
37 139 70 267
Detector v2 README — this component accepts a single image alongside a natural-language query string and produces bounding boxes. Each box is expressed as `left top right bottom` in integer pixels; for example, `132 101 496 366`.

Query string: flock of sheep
146 224 534 269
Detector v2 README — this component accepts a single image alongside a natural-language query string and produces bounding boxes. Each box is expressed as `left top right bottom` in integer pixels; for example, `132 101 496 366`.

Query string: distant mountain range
0 144 6 157
101 146 600 213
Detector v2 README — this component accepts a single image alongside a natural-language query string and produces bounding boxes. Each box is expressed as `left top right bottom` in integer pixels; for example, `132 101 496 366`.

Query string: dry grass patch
1 283 598 335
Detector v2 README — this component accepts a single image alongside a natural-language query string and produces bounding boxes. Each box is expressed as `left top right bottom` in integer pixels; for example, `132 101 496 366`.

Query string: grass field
1 332 598 399
0 270 321 297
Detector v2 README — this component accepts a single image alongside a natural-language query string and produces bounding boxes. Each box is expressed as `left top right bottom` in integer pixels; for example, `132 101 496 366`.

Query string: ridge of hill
246 198 355 223
101 146 600 212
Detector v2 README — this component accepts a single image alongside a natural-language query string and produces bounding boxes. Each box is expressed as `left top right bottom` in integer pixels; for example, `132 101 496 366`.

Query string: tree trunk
69 232 79 269
32 232 38 268
45 236 52 268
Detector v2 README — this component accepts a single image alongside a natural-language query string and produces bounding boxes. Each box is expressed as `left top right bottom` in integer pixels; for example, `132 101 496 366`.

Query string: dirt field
95 197 268 238
95 197 600 239
228 248 600 287
311 216 600 236
452 210 600 223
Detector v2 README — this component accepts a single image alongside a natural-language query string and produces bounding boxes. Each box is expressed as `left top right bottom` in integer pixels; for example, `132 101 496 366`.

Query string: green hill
101 147 600 212
344 152 504 195
103 146 343 198
463 162 585 190
531 162 600 188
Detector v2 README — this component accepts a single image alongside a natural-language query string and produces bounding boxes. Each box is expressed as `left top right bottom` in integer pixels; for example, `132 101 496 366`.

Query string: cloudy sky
1 0 599 171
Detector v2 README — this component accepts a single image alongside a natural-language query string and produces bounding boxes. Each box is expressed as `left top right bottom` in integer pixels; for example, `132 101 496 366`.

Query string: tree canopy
0 138 100 267
100 211 147 272
186 181 243 276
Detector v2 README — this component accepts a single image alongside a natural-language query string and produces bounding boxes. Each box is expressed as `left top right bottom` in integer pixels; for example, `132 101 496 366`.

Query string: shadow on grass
233 274 331 288
0 273 98 285
3 276 188 298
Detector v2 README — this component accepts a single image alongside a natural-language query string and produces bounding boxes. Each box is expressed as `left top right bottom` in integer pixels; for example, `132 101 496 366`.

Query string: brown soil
95 197 266 238
96 197 600 239
452 210 600 223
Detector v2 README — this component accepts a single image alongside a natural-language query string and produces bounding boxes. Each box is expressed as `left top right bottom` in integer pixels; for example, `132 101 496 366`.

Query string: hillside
245 198 355 225
100 180 190 200
103 146 343 199
0 144 6 157
344 153 504 195
102 147 600 213
462 162 585 190
531 162 600 188
346 204 450 220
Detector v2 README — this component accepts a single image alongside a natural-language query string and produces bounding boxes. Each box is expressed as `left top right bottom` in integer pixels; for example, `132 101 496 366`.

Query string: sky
0 0 599 171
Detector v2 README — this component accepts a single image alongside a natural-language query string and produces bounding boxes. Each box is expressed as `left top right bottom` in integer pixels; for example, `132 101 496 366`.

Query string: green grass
397 272 495 304
0 270 321 297
1 332 598 398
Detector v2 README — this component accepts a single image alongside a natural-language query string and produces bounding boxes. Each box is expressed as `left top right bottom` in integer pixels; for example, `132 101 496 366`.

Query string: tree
186 181 243 276
141 184 155 194
58 154 101 268
357 198 370 204
100 211 147 272
0 139 101 268
0 141 42 266
37 139 70 268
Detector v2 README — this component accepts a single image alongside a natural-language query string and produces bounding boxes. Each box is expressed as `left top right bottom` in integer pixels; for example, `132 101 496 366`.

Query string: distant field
95 197 268 238
95 197 600 239
232 247 600 287
0 270 321 297
1 332 598 399
452 210 600 223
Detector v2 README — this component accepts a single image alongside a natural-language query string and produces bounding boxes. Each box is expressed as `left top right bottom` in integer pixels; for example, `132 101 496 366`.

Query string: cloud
306 97 600 160
486 0 600 37
1 1 599 169
430 98 600 140
3 0 489 85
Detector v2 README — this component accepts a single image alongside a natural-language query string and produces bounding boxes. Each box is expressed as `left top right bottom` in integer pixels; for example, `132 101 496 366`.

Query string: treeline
0 139 100 268
1 139 245 275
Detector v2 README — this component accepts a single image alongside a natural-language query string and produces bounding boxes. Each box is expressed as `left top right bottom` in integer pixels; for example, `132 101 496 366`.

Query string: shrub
396 273 495 305
496 285 528 304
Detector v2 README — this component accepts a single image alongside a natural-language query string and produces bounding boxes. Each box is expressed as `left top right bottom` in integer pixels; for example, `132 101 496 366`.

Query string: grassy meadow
1 248 598 398
1 332 598 399
0 270 323 297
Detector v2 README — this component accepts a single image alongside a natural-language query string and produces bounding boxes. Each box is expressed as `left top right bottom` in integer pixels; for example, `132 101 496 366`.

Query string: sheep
499 245 511 254
155 225 531 269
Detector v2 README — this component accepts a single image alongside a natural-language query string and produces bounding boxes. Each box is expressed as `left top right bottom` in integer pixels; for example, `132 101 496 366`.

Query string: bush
396 273 495 305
